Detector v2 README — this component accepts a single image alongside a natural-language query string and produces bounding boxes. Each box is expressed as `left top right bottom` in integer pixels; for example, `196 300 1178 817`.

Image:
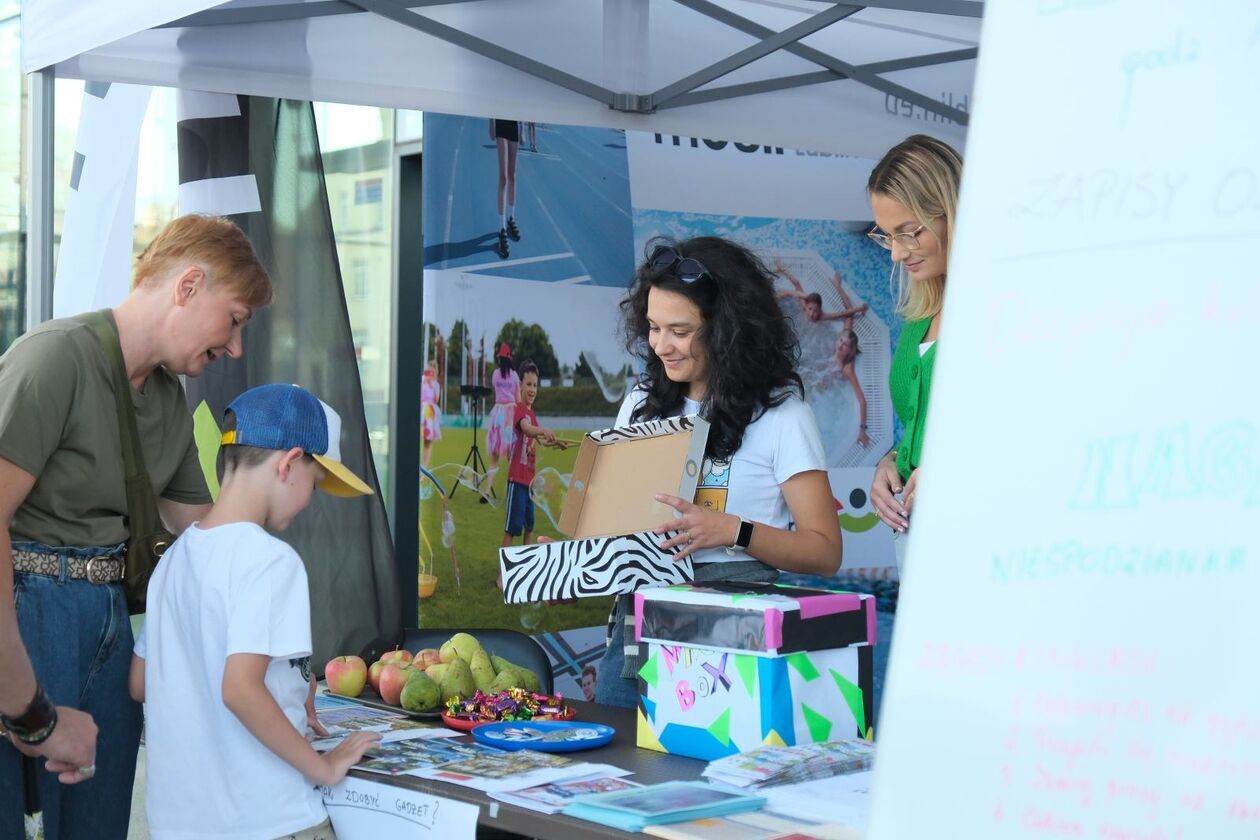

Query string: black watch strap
730 518 754 551
1 684 59 745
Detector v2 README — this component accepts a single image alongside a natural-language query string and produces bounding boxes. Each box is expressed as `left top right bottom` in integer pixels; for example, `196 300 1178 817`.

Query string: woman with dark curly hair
595 236 842 707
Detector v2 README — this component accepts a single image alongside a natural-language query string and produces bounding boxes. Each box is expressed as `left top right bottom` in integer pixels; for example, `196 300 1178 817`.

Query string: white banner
626 130 876 222
322 775 479 839
53 82 152 318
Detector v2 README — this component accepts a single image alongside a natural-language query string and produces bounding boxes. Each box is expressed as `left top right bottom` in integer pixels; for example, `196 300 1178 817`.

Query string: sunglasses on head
649 245 711 284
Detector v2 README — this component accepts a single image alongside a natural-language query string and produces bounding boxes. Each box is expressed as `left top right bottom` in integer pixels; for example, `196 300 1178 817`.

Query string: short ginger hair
133 214 273 310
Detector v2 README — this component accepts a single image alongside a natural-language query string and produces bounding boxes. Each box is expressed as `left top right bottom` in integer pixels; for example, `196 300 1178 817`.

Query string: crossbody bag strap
81 310 153 506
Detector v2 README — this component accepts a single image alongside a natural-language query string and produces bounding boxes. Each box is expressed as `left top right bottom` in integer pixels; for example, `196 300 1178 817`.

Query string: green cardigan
888 317 936 483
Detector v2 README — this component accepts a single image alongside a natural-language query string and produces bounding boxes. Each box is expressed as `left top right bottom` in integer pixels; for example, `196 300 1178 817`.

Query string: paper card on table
354 739 502 776
321 775 478 840
489 772 642 814
762 772 873 829
435 748 574 779
562 781 766 833
416 758 609 793
643 809 861 840
580 781 753 816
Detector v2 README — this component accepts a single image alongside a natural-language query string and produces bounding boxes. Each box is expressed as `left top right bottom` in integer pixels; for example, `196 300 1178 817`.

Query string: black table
347 700 706 838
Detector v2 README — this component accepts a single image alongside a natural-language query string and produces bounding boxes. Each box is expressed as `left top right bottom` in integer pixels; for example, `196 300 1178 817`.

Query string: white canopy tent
21 0 979 320
23 0 976 156
16 0 980 662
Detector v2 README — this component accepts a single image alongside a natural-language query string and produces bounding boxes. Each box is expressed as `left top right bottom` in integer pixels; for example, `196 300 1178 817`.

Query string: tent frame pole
674 0 970 125
162 0 977 125
25 68 54 329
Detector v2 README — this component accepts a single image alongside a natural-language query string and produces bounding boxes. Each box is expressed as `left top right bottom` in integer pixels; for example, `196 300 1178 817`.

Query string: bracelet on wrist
1 684 59 746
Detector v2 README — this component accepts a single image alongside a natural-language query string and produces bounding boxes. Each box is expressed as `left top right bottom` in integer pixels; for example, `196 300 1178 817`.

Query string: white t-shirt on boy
135 522 325 840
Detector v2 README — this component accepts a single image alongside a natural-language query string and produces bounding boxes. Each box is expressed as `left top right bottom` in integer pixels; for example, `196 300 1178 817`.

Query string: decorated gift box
499 416 709 604
635 581 877 657
635 583 875 760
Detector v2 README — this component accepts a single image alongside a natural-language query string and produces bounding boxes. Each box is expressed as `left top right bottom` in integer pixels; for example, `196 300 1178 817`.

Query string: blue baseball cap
220 383 373 497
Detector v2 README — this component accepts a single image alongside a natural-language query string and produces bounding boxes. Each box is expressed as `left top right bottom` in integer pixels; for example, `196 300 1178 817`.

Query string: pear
516 667 541 694
490 655 541 693
488 669 526 693
439 657 477 704
470 649 496 693
448 632 483 662
438 639 461 664
400 670 441 713
424 663 449 683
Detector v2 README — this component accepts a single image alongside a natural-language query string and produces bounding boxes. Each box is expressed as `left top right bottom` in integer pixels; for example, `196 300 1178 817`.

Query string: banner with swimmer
420 113 898 698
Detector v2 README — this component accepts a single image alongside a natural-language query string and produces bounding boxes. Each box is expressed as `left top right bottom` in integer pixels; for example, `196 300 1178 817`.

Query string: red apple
416 648 442 669
378 662 411 706
325 655 367 698
368 659 387 693
379 648 413 666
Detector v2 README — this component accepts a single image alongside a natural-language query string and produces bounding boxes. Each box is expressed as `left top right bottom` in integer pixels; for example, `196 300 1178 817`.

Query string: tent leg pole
25 68 54 329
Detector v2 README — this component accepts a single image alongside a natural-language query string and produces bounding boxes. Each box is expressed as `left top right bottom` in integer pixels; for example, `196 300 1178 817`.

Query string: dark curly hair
620 236 803 461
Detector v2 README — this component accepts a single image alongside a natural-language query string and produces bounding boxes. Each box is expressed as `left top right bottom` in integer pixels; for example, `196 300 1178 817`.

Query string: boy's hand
317 731 381 786
540 427 557 445
305 677 329 739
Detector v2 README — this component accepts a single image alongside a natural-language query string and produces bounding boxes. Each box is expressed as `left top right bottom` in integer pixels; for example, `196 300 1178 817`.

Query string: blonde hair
867 135 962 322
133 214 273 309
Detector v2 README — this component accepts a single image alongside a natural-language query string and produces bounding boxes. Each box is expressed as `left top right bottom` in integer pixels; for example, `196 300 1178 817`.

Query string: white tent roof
21 0 977 157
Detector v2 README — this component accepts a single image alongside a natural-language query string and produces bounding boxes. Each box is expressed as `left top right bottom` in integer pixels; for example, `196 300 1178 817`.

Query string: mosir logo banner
626 131 875 222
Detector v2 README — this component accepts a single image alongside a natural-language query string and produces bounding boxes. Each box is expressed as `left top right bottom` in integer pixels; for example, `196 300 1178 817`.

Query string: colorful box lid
635 581 875 657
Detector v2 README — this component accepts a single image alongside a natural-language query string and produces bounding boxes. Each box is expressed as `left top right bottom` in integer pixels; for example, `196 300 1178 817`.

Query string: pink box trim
764 608 784 651
795 592 863 619
634 591 646 642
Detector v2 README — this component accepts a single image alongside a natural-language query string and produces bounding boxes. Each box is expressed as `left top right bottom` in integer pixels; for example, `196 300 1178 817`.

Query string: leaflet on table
642 808 862 840
365 738 611 793
353 739 505 776
702 739 875 789
311 695 457 747
488 769 640 814
759 771 873 829
562 781 765 833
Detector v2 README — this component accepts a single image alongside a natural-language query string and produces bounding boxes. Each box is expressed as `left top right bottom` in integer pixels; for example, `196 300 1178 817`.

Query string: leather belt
11 549 125 584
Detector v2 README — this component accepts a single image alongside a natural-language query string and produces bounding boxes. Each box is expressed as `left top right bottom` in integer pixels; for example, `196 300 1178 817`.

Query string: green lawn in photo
417 425 615 633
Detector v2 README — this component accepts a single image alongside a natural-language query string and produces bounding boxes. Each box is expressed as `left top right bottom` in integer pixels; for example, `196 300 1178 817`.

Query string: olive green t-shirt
0 313 211 547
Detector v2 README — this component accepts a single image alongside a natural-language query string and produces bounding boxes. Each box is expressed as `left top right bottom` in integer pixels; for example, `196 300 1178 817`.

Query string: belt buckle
85 557 116 585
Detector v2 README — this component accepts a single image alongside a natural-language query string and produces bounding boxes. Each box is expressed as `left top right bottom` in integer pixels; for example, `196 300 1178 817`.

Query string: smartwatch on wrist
727 518 754 553
1 684 59 746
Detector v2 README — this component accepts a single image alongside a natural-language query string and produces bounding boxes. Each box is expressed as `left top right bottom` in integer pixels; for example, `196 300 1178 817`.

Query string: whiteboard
868 1 1260 838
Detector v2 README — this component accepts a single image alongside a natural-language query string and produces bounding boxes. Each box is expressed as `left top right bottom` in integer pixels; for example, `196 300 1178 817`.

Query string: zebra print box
500 416 708 604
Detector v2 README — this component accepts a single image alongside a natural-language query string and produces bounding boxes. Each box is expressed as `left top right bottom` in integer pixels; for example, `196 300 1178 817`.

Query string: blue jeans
594 629 640 709
0 543 142 840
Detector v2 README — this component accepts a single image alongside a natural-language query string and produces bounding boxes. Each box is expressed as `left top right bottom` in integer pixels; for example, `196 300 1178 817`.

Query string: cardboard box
636 641 874 761
634 583 875 760
635 582 877 657
499 416 709 604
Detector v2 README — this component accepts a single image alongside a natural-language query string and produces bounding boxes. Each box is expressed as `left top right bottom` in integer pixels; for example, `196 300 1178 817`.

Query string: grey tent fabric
179 95 402 670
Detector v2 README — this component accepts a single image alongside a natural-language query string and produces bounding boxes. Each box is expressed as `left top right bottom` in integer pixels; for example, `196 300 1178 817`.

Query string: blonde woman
865 135 962 573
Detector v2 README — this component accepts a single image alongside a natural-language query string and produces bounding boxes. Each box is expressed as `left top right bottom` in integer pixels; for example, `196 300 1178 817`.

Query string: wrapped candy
444 689 569 723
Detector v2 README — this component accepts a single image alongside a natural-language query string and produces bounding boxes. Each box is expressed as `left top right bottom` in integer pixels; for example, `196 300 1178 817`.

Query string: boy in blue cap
129 384 380 840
